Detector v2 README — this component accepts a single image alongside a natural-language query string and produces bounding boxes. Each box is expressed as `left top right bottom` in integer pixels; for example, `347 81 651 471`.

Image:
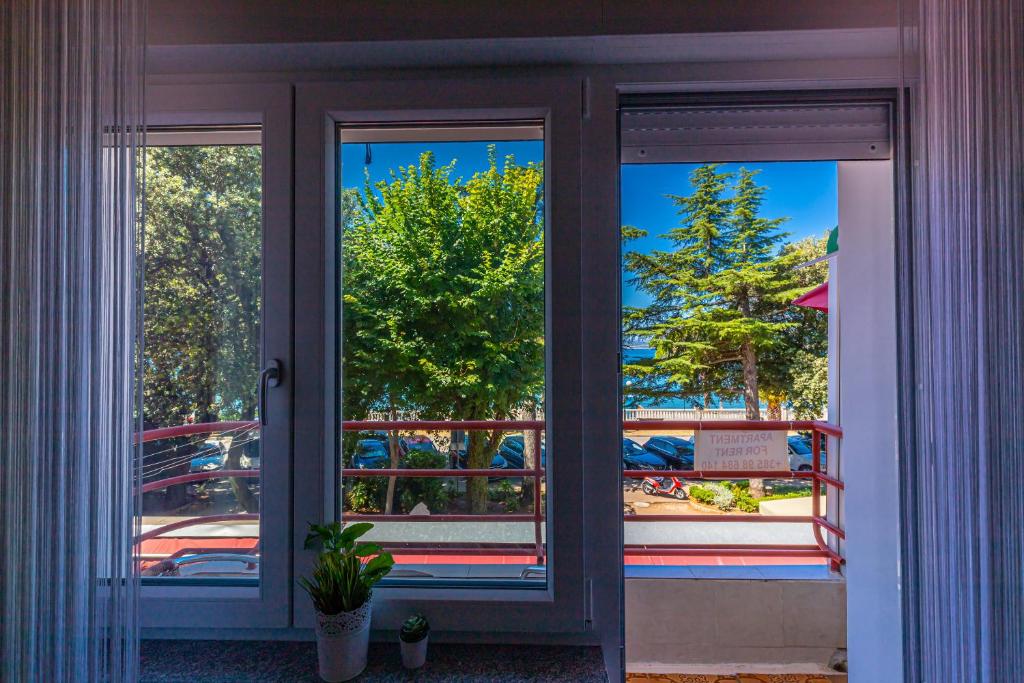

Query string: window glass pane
337 123 547 585
138 130 263 582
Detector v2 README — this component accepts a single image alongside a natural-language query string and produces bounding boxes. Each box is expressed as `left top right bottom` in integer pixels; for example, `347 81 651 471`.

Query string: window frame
140 82 293 629
293 77 587 634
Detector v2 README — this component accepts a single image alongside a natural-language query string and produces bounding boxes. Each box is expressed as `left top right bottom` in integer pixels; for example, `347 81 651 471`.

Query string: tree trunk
384 407 400 514
466 430 491 514
228 401 259 513
766 399 782 421
740 339 766 498
520 405 538 510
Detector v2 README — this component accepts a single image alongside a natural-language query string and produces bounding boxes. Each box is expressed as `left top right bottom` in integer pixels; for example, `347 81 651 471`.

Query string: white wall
837 160 902 682
626 578 846 671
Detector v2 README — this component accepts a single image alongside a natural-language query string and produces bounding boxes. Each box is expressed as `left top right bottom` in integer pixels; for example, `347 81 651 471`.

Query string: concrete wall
625 578 846 671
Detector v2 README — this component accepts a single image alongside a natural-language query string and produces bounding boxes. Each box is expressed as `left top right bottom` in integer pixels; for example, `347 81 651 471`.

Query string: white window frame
293 77 587 634
140 83 293 629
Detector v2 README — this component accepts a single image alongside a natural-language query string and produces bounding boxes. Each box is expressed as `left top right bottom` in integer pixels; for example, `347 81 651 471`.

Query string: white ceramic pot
400 635 428 669
314 600 372 682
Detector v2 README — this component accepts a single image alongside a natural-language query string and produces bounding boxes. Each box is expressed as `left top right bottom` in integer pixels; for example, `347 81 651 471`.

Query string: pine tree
624 165 807 495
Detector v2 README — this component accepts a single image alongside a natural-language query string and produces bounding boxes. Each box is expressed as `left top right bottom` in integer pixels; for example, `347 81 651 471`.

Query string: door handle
258 359 282 426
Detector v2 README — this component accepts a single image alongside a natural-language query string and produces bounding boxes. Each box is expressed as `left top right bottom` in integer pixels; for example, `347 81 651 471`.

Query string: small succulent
400 614 430 643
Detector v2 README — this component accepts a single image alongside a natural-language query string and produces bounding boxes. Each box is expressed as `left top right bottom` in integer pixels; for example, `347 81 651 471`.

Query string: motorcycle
641 474 688 500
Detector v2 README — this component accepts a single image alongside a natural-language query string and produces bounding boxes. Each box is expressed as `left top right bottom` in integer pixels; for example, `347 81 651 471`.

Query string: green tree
624 165 803 419
342 150 544 513
758 234 830 420
143 144 262 511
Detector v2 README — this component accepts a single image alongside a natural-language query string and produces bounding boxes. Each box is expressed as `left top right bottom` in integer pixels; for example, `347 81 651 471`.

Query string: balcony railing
135 418 844 572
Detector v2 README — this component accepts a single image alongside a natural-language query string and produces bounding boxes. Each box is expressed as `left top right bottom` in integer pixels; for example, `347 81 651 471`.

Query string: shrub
689 482 735 510
688 485 716 505
398 448 451 513
347 477 387 513
489 479 521 512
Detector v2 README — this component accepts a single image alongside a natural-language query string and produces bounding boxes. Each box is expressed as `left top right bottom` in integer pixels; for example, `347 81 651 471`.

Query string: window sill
140 639 606 682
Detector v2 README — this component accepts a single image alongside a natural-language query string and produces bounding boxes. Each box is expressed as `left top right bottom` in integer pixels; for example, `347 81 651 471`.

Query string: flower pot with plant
399 614 430 669
299 522 394 682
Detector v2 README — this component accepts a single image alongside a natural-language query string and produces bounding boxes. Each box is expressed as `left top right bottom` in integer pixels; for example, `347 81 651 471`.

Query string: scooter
641 474 688 500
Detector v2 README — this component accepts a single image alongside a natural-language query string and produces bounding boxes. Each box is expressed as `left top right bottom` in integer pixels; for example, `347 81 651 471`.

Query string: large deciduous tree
342 149 545 513
143 145 262 511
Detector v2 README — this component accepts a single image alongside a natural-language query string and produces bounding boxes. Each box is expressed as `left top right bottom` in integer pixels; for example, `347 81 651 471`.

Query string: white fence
367 408 797 422
622 407 795 421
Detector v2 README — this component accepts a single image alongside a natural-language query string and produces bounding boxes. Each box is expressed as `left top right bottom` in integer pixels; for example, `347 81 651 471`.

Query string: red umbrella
792 282 829 312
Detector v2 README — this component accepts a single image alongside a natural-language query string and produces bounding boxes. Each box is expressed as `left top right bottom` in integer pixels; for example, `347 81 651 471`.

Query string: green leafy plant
400 614 430 643
299 522 394 615
346 478 387 513
398 448 451 513
489 479 521 512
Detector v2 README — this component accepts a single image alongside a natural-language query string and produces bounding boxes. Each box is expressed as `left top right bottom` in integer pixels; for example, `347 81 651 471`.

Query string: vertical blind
1 1 145 680
900 0 1024 681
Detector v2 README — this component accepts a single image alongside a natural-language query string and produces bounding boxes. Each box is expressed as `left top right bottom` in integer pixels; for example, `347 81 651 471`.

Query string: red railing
622 419 844 571
341 420 546 565
136 418 844 571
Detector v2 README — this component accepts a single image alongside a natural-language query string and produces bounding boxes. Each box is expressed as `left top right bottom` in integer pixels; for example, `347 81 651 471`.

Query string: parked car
788 435 827 471
401 435 437 454
496 434 546 469
622 438 668 470
642 435 694 469
351 439 390 469
453 443 517 470
188 442 227 472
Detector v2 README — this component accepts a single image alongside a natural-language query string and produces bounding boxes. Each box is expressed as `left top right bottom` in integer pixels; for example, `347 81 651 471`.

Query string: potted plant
300 522 394 682
399 613 430 669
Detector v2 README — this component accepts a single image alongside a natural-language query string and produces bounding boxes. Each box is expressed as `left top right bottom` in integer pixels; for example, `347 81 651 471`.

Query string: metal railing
341 419 546 565
622 419 844 570
135 418 844 571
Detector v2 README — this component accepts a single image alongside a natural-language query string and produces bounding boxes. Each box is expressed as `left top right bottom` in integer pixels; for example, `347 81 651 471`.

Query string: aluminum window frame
139 82 294 629
294 77 587 634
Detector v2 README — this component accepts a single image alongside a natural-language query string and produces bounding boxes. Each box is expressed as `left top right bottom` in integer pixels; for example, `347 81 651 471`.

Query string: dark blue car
351 439 390 469
496 435 546 469
642 435 694 469
622 438 668 470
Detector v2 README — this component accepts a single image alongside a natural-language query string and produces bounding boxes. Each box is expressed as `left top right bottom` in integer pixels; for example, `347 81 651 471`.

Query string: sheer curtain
899 0 1024 680
1 1 144 681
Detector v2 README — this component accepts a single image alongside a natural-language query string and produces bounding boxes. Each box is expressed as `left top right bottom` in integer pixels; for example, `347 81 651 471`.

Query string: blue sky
339 142 837 311
621 161 837 308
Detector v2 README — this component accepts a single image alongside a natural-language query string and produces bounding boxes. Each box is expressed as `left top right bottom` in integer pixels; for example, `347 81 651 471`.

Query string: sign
694 430 789 472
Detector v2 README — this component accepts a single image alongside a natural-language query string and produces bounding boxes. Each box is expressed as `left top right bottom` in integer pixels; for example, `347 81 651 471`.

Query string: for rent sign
694 430 789 472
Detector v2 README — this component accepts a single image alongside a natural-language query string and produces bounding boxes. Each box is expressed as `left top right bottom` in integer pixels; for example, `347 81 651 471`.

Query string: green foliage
347 478 388 513
341 149 545 512
489 479 521 512
688 482 735 510
142 145 261 426
622 165 828 419
688 485 716 506
400 614 430 643
758 235 830 419
398 448 451 513
299 522 394 615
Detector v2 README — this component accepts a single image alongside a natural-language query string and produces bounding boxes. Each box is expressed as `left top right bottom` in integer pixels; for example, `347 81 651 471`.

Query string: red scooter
641 474 688 500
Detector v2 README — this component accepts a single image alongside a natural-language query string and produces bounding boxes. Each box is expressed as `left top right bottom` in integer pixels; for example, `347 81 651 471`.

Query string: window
140 83 291 629
336 123 548 585
139 127 264 584
295 78 585 633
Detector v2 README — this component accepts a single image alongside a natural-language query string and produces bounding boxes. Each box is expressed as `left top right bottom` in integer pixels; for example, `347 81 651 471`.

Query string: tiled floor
628 674 847 683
